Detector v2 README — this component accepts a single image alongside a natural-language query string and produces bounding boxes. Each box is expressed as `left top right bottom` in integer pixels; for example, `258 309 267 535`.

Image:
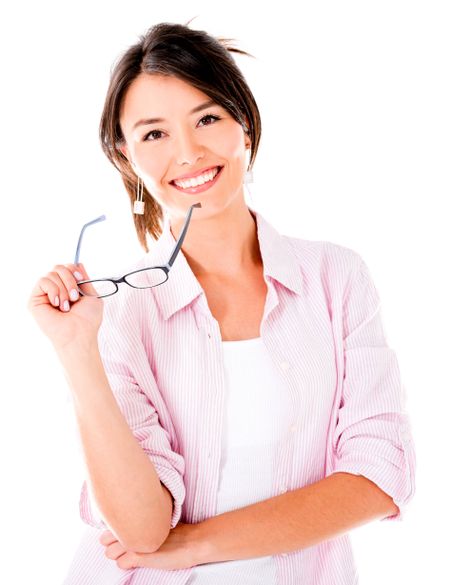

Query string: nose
174 126 205 166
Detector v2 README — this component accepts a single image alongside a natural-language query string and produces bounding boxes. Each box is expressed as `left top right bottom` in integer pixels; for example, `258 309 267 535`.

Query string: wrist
188 521 216 566
55 338 102 383
54 336 99 361
55 339 109 405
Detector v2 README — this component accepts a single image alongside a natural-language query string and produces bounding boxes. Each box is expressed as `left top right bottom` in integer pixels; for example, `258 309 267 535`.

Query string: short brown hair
99 20 262 252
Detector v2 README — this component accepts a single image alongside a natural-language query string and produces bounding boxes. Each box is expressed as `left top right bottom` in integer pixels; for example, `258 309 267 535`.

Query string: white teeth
174 167 220 189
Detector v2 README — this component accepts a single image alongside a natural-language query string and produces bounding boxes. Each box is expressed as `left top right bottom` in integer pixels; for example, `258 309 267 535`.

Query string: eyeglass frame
73 202 202 298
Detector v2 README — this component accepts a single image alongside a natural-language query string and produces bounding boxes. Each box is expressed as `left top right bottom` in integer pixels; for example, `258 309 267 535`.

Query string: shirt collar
145 205 304 321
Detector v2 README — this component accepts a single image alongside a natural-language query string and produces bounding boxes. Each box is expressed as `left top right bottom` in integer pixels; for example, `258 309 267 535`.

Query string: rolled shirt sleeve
77 315 186 531
331 256 416 521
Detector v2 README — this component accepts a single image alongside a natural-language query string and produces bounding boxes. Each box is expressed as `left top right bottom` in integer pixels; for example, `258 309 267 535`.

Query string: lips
170 166 222 184
170 165 223 194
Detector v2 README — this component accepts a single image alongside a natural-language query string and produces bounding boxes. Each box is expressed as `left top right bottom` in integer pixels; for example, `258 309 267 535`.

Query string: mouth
170 165 224 195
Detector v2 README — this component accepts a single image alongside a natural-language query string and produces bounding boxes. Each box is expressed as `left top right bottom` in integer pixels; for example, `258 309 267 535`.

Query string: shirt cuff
332 419 416 522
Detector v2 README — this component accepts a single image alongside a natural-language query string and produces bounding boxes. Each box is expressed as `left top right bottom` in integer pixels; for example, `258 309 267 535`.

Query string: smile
170 166 223 194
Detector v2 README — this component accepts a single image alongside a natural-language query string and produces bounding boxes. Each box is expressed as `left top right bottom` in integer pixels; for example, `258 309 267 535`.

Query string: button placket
196 305 216 340
191 304 224 522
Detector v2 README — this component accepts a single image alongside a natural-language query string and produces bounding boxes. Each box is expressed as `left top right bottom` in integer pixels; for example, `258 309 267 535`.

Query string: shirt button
280 485 288 493
280 361 290 371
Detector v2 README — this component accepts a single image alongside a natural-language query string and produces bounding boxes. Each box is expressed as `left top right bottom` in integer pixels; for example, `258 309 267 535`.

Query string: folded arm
190 471 398 564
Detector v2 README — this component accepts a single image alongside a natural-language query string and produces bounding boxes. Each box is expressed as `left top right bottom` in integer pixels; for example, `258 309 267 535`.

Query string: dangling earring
134 175 145 215
244 146 253 184
243 147 255 206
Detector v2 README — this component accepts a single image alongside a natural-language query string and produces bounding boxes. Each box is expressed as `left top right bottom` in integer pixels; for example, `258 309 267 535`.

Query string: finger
29 269 73 312
52 264 82 308
99 530 117 546
63 262 89 282
104 541 128 561
42 269 74 312
28 275 63 310
64 262 99 297
116 551 139 570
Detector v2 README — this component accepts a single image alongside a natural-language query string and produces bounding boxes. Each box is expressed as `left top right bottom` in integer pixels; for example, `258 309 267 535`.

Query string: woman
27 21 416 585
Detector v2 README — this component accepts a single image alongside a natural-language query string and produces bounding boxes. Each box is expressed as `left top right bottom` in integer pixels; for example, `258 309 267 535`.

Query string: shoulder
283 233 364 277
279 233 370 304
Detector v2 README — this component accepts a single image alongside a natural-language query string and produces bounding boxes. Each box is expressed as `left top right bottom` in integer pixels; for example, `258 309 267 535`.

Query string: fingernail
70 289 78 301
54 296 59 306
63 300 70 312
74 271 83 280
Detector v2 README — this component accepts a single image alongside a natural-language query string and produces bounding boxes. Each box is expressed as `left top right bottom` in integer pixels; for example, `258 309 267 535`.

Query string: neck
169 197 262 279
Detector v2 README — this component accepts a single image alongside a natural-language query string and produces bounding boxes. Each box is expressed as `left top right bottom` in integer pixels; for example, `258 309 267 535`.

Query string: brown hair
99 19 262 252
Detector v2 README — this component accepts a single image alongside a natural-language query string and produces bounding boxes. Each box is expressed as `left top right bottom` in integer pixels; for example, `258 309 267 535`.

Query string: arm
189 253 414 565
58 341 172 553
190 471 399 564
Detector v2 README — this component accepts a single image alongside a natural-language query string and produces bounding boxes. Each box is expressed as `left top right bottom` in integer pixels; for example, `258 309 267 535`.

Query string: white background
1 0 448 583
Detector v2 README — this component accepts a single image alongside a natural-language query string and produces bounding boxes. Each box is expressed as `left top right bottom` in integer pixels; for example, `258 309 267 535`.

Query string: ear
118 143 127 158
119 143 134 166
243 117 252 150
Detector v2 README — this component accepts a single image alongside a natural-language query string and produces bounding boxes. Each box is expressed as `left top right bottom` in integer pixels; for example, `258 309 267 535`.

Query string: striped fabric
64 205 416 585
186 336 290 583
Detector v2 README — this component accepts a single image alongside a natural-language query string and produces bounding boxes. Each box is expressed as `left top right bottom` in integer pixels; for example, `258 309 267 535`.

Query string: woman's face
119 73 251 220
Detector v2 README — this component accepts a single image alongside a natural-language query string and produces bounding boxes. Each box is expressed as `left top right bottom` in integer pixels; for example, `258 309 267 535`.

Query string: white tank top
186 336 291 584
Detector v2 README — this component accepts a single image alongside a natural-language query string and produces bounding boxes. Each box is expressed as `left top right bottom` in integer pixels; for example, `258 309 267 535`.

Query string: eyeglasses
74 202 202 298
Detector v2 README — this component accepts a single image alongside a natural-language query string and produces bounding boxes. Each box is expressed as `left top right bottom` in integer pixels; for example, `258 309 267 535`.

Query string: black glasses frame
74 202 202 298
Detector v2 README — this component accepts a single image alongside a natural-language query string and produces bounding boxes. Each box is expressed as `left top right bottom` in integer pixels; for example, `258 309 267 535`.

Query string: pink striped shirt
64 205 416 584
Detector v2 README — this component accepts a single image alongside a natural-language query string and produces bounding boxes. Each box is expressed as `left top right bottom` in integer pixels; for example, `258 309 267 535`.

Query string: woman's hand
27 262 104 353
99 522 201 571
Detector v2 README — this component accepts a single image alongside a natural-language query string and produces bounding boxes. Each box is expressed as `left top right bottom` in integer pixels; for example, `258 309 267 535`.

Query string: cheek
133 145 165 177
213 130 245 165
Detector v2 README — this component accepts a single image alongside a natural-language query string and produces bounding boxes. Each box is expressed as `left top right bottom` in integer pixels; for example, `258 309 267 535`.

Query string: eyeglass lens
77 267 168 297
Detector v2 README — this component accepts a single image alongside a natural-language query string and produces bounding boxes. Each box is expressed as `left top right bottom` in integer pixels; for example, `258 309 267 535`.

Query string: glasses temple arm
167 203 202 268
74 214 107 265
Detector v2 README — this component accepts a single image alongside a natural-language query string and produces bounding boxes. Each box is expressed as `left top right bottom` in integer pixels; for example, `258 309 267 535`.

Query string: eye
142 113 221 142
143 129 164 142
198 113 221 126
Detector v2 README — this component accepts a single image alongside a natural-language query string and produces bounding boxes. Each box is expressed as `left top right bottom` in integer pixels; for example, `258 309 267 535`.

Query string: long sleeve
331 256 416 521
77 313 186 531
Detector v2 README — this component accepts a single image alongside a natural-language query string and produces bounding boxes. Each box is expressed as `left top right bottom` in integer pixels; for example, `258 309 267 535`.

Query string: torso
197 265 268 342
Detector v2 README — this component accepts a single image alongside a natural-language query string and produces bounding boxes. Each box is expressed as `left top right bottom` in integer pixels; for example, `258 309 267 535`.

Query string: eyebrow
131 99 217 131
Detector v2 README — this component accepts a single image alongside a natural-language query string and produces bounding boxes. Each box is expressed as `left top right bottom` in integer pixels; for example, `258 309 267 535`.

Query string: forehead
120 73 211 132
